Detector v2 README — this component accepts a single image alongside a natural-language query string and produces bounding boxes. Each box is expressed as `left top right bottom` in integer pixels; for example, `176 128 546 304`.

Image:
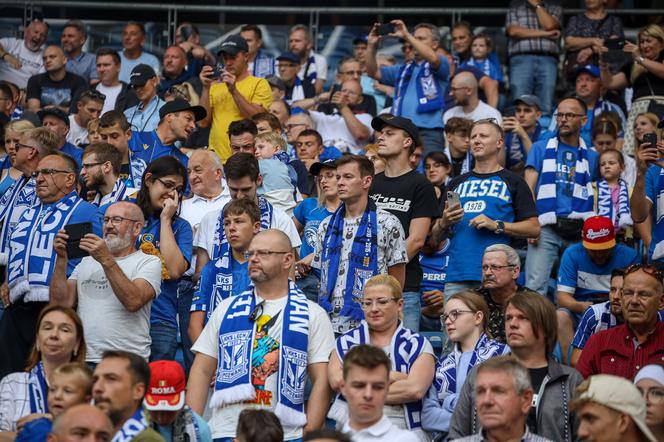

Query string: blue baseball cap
277 52 300 64
576 64 601 78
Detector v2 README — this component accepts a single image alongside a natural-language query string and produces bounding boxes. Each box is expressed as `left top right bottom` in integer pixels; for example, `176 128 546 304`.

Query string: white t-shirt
309 110 374 154
342 415 420 442
195 202 302 259
298 51 328 82
96 83 123 115
0 38 44 89
192 294 335 440
442 100 502 125
69 250 162 362
67 114 88 147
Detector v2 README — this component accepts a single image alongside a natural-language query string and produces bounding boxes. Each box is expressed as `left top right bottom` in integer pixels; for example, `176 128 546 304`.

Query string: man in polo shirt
576 264 664 380
198 34 272 163
123 64 165 133
556 216 639 365
61 20 98 85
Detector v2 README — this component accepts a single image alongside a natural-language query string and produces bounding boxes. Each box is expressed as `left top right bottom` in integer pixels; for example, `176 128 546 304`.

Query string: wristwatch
495 221 505 234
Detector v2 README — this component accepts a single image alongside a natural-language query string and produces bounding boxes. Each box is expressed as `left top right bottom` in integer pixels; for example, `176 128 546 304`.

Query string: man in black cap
128 97 206 176
123 63 165 132
39 106 84 166
277 51 315 104
369 113 439 332
197 34 272 163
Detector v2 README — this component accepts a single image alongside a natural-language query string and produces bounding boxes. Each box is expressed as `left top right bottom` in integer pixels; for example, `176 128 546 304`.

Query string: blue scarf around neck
253 50 275 78
28 361 48 414
393 61 443 116
319 199 378 321
111 408 149 442
211 282 309 428
596 178 632 230
0 176 36 265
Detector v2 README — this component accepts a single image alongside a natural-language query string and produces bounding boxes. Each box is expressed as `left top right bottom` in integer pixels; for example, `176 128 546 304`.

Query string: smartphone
503 107 516 118
644 132 658 147
330 83 342 95
447 191 461 208
210 63 225 80
179 24 194 42
64 222 92 259
377 23 396 36
605 38 626 51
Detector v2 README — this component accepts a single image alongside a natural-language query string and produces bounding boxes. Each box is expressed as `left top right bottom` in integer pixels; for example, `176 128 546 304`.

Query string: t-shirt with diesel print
370 169 440 292
445 169 536 283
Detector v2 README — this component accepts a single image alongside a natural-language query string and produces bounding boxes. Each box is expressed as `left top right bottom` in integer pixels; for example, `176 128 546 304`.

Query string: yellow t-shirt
208 76 273 162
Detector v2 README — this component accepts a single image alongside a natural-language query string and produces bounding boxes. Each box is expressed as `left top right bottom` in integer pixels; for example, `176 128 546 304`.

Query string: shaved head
49 404 113 442
453 71 478 90
108 201 145 224
254 229 292 251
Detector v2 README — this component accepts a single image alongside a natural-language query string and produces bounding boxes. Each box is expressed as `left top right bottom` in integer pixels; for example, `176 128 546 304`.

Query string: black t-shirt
26 72 87 113
527 366 549 433
370 169 440 292
620 51 664 101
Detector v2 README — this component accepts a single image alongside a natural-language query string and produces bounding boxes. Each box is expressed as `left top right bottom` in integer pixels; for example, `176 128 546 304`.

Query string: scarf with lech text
328 320 426 429
7 191 82 302
211 282 309 428
393 61 443 116
319 200 378 321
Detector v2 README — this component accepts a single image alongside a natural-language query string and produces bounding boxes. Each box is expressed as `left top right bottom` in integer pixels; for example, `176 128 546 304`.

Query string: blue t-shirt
129 130 189 169
293 198 334 264
557 243 640 302
525 138 599 216
644 164 664 262
61 142 83 167
380 56 450 129
446 169 537 282
138 216 192 327
419 240 450 292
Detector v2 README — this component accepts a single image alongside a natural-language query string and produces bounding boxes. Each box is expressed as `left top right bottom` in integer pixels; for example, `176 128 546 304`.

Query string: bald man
187 229 335 440
443 71 502 125
50 201 163 365
48 404 114 442
26 45 87 113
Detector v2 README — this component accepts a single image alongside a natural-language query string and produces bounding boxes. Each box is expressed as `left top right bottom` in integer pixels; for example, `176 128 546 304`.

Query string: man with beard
80 142 136 213
61 20 98 85
0 19 49 89
50 201 162 364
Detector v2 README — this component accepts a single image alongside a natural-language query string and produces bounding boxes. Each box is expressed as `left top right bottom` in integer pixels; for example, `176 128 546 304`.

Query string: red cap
144 360 185 411
582 216 616 250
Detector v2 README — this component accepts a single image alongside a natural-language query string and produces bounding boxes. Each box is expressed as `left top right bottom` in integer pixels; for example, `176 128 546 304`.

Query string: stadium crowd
0 2 663 441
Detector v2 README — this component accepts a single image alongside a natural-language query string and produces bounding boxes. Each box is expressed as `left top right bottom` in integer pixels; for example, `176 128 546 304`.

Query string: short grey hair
415 23 441 43
477 355 533 395
484 244 520 268
289 24 311 42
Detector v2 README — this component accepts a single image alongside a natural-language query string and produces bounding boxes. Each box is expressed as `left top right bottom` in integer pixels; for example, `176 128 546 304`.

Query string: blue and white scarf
651 168 664 261
432 333 509 401
211 282 310 427
253 50 275 78
211 197 273 261
7 191 82 302
319 200 378 321
28 361 48 414
302 54 317 85
393 61 443 116
111 408 149 442
285 76 306 104
535 137 594 226
92 178 134 208
329 320 426 429
596 178 632 230
0 176 36 265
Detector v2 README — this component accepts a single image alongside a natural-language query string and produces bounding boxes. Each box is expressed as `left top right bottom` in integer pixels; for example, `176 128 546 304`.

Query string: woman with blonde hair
421 291 509 438
327 274 436 441
600 24 664 154
1 119 35 192
0 305 86 432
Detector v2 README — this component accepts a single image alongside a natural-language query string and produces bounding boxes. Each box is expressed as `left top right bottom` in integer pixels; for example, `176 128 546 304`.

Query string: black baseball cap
371 114 419 141
217 34 249 56
158 97 207 121
309 159 337 176
129 64 157 87
38 107 69 127
512 94 542 109
277 52 300 64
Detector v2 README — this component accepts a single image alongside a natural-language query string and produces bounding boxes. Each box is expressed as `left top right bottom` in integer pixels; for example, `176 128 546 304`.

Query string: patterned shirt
506 0 563 57
474 285 528 343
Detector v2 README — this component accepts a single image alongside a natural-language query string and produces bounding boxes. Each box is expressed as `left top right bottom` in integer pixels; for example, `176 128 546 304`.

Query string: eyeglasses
31 168 74 178
156 177 184 195
555 113 585 120
15 142 37 151
440 309 475 325
355 297 398 310
243 249 291 259
81 161 106 170
624 264 664 287
103 215 140 226
482 264 515 272
638 387 664 405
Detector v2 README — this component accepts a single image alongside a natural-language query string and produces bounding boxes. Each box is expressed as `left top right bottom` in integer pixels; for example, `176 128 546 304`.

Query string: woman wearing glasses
421 291 509 439
133 156 192 361
634 364 664 442
327 275 436 442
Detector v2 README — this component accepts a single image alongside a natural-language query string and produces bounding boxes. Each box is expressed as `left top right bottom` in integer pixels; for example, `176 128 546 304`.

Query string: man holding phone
630 129 664 264
0 152 102 378
197 34 273 163
502 94 551 175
